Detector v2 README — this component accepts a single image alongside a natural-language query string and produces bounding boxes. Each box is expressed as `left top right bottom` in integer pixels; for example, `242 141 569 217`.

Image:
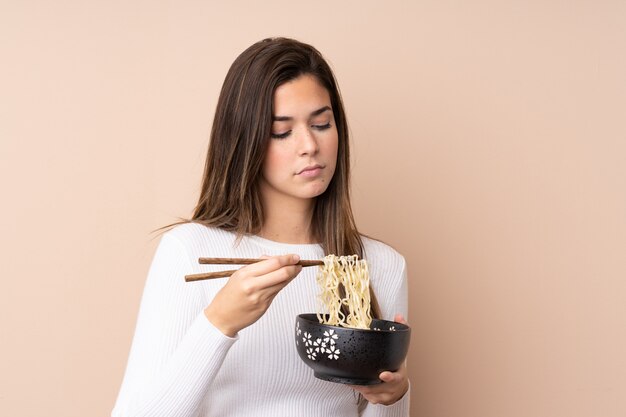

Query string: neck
259 194 317 245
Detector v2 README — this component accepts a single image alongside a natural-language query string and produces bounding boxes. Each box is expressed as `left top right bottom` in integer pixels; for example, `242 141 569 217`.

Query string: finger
379 371 398 383
393 313 408 325
350 374 392 393
240 254 300 276
250 263 302 289
264 267 303 294
260 278 298 301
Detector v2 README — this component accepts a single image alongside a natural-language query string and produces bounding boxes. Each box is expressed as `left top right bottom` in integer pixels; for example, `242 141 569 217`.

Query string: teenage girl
112 37 409 417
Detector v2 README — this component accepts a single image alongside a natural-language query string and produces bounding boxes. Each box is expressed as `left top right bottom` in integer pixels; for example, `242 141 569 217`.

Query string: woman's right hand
203 254 302 337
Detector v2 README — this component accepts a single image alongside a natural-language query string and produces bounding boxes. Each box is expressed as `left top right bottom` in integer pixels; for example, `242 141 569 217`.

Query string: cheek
262 145 290 180
325 137 339 172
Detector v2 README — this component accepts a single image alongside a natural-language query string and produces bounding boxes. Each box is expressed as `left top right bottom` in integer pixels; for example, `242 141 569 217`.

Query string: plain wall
1 1 625 416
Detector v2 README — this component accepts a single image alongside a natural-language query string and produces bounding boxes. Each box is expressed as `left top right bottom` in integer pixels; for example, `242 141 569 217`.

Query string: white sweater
112 223 409 417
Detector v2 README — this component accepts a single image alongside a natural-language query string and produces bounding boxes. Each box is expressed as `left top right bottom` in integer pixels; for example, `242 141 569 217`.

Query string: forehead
272 74 332 116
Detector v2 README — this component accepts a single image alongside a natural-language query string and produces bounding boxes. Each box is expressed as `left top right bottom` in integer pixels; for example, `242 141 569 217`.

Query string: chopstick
185 257 324 282
198 257 324 266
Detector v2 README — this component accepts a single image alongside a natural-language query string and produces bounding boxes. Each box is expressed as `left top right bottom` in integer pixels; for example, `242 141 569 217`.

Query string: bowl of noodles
295 255 411 385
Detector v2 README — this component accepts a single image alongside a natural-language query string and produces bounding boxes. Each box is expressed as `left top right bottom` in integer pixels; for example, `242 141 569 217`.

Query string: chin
303 184 331 199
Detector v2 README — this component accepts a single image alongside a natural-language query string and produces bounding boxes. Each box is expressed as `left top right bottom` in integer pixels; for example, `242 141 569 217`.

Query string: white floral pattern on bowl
296 323 341 361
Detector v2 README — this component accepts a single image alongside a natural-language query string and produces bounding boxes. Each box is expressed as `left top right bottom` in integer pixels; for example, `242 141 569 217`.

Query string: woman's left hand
350 314 410 405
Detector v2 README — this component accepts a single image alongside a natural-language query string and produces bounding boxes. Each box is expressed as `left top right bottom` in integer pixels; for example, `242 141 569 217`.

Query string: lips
297 164 323 175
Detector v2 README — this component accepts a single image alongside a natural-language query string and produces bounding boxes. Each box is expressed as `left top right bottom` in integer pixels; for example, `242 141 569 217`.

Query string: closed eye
313 123 331 130
271 123 331 139
271 130 291 139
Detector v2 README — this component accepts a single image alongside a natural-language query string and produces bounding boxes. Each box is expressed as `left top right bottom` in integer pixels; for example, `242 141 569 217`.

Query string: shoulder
164 222 220 242
360 235 406 279
361 235 405 265
160 223 237 256
360 235 408 318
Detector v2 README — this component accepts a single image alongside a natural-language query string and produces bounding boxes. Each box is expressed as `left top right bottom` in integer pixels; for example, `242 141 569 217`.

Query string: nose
297 127 319 156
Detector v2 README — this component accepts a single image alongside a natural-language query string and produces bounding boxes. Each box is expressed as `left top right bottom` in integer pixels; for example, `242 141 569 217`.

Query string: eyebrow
272 106 332 121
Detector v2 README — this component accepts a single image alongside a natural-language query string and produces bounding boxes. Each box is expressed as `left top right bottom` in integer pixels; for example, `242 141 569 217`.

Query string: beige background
1 1 625 416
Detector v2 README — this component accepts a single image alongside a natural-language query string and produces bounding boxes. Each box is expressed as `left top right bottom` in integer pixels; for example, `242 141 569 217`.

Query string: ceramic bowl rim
297 313 410 334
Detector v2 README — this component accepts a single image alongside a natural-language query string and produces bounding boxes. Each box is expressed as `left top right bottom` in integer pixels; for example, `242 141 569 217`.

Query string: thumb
393 313 408 325
379 371 397 383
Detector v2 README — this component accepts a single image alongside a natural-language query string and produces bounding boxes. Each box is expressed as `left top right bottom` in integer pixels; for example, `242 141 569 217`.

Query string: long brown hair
189 37 380 318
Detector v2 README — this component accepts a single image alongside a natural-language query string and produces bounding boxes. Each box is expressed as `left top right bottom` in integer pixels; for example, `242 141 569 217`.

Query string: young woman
112 37 409 417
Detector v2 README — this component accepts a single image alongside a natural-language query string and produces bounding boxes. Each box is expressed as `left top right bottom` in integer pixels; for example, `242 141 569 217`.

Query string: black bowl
295 313 411 385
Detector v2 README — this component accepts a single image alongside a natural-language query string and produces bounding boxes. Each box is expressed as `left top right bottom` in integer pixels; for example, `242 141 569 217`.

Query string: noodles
315 255 372 329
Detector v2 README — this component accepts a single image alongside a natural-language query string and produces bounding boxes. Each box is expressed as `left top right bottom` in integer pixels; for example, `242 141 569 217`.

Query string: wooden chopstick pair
184 257 323 282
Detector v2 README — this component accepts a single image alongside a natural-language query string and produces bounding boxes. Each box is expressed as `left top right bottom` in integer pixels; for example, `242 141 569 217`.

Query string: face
259 74 339 205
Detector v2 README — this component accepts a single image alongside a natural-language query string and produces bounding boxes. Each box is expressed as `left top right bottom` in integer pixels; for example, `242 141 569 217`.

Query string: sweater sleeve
111 233 237 417
361 255 410 417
